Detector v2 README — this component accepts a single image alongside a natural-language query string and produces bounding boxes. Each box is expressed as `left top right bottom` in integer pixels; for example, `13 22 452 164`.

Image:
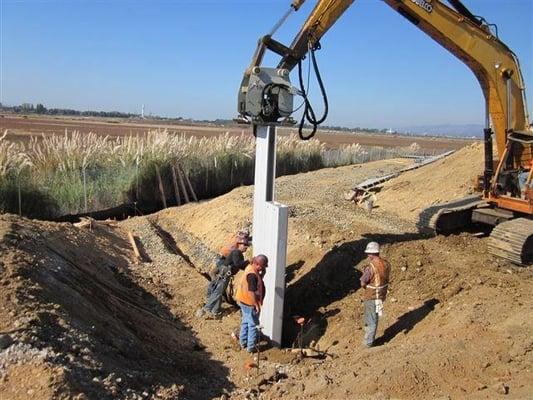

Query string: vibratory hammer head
237 67 298 125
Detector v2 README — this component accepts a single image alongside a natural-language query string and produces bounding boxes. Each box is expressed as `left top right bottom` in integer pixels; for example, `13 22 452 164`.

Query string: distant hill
397 124 484 138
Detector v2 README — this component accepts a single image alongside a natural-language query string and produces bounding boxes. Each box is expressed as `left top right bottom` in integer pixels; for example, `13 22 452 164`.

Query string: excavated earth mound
0 215 232 399
378 143 484 222
1 149 532 399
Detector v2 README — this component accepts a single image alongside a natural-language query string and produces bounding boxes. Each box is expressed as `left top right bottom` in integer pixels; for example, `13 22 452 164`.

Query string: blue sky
1 0 532 129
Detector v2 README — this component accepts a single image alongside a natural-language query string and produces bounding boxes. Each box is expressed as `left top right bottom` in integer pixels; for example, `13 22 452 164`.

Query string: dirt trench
120 209 533 400
1 151 532 399
0 215 233 400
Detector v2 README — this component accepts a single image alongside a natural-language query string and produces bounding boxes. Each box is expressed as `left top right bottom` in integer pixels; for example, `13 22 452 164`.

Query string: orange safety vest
219 244 237 258
235 265 264 306
363 257 390 301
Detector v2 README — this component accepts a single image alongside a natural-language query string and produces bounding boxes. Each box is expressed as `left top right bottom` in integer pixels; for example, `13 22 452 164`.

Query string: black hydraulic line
309 45 329 125
449 0 500 38
261 82 301 118
483 127 494 194
297 45 329 140
261 83 276 118
297 60 318 139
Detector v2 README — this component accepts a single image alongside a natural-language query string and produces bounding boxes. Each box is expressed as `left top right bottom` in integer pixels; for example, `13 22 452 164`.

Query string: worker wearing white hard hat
364 241 380 254
360 241 391 347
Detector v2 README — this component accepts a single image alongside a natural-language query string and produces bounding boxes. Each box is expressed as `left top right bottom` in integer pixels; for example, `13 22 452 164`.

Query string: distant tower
141 104 145 119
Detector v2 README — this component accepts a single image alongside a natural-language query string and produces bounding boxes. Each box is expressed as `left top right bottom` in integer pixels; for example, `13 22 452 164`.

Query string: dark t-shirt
223 249 249 274
246 273 258 292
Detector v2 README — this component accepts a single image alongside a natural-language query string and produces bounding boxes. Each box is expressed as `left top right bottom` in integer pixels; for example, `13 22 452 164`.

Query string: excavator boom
278 0 530 151
238 0 533 264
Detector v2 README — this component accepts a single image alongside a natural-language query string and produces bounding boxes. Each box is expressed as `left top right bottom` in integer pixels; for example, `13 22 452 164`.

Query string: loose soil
378 143 484 222
1 146 531 399
0 114 474 151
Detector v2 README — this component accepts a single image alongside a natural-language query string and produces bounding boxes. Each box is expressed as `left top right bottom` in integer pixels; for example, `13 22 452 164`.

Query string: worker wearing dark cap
235 254 268 352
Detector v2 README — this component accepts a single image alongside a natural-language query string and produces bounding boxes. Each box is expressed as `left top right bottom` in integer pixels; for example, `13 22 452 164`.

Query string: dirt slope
0 215 232 399
138 153 530 399
377 143 483 222
1 151 532 400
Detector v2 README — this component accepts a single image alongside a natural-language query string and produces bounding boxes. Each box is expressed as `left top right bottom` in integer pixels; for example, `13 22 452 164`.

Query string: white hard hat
364 241 380 254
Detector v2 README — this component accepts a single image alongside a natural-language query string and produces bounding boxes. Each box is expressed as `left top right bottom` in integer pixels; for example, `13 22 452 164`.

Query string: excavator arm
276 0 354 71
238 0 533 218
237 1 353 126
381 0 530 158
274 0 531 154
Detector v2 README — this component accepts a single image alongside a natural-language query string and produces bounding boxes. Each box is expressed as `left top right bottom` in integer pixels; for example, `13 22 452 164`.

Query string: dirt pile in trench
292 234 532 399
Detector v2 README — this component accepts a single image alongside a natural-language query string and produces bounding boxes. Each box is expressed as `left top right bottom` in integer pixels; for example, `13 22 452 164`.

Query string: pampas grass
0 130 425 218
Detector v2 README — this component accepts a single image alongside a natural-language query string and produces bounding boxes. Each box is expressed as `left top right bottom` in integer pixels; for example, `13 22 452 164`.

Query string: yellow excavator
237 0 533 265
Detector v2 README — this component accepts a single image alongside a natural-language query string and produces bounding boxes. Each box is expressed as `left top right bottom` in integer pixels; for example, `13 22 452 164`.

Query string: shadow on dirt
283 231 426 347
150 221 211 280
286 260 305 283
11 220 233 400
291 308 341 350
375 298 439 346
132 234 153 263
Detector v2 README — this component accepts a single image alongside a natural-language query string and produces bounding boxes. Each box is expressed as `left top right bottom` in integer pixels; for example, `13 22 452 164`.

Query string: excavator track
488 218 533 266
417 195 485 235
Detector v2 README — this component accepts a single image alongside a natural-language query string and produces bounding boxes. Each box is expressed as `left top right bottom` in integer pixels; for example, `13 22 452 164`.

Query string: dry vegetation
0 130 429 219
0 114 474 152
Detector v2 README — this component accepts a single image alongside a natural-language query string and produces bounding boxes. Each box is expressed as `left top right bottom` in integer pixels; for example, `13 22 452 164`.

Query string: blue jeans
203 266 231 315
364 300 379 346
239 303 259 352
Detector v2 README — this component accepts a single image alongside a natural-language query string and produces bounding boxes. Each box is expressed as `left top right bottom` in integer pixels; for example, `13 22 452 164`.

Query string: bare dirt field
1 145 531 400
0 114 475 151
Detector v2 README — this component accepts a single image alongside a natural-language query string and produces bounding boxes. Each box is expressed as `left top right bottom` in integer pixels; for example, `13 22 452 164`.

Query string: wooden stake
17 177 22 216
179 164 198 202
176 163 190 203
73 217 93 229
170 165 182 206
127 231 141 262
155 165 167 209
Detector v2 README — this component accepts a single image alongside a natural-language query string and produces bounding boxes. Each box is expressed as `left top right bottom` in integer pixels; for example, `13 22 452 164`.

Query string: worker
235 254 268 353
518 166 532 197
199 234 251 318
360 241 390 347
209 228 251 279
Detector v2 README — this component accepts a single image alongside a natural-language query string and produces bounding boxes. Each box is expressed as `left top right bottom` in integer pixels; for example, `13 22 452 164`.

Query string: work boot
205 311 222 320
195 308 206 318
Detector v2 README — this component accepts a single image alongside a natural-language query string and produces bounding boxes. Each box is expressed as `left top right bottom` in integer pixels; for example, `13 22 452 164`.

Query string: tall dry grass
0 130 427 218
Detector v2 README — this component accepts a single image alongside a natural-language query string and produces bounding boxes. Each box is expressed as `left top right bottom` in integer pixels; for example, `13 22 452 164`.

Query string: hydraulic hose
297 44 329 140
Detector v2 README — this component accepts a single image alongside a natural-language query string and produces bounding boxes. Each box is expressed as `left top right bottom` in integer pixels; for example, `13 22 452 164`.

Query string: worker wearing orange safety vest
219 229 251 259
210 228 251 280
360 241 390 348
198 229 251 319
235 254 268 353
